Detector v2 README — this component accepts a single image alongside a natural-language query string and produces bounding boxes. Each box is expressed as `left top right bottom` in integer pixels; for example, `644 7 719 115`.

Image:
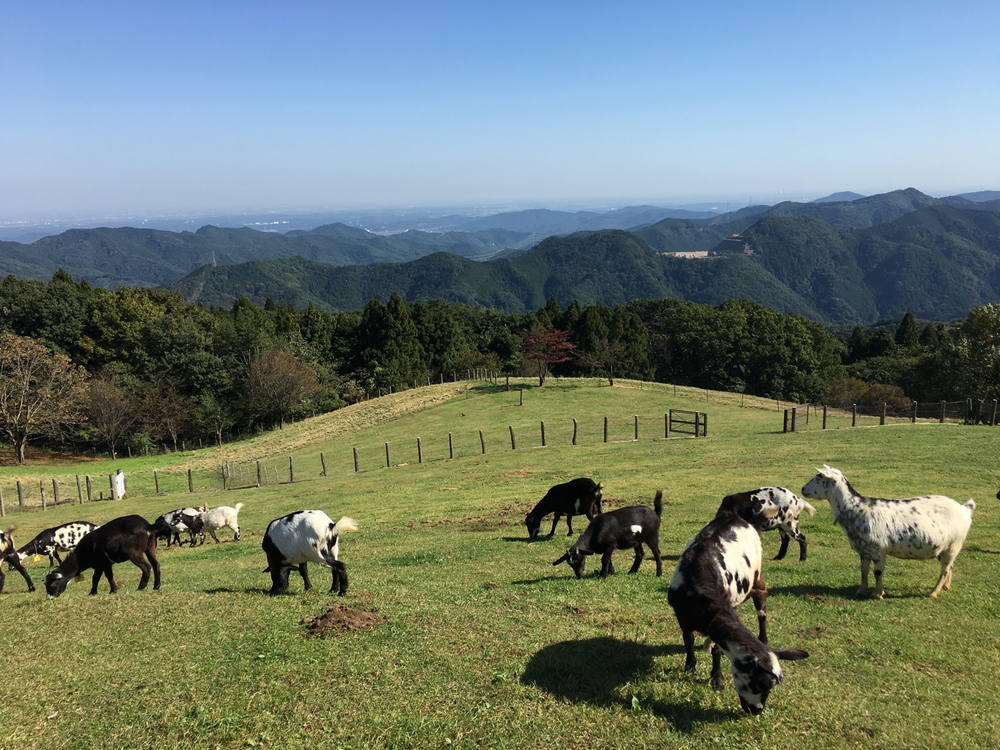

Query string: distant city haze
2 2 998 221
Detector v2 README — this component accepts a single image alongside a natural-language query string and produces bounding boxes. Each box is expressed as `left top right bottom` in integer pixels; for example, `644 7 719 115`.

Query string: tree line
0 270 997 462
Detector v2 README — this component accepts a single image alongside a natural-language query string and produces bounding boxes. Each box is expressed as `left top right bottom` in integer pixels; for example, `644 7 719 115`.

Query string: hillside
813 191 866 203
439 205 717 234
175 205 1000 323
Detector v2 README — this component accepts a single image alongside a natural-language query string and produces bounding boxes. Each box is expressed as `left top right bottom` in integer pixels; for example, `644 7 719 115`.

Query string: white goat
802 465 975 599
189 503 244 543
262 510 359 594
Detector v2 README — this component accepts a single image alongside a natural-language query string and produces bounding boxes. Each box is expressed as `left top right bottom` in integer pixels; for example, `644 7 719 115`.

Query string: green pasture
1 380 998 749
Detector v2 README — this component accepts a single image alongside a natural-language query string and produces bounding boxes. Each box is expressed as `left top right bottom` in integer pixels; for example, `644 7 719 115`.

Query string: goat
17 521 99 567
526 477 604 539
552 491 662 578
44 515 160 598
802 465 975 599
186 503 243 543
262 510 358 595
1 526 35 593
668 496 808 714
153 506 208 547
718 488 816 561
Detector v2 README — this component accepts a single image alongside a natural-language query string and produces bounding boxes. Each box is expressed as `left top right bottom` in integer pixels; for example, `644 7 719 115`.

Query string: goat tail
801 500 817 516
964 499 976 515
334 516 359 534
233 503 245 514
653 490 663 518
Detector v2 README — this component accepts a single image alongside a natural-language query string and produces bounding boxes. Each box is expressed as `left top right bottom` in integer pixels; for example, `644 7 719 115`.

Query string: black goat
552 491 663 577
668 495 807 714
525 477 604 539
0 526 35 593
44 515 161 598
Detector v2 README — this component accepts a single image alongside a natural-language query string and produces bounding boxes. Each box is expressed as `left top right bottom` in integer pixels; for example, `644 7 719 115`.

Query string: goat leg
773 530 790 561
710 644 724 691
682 630 697 673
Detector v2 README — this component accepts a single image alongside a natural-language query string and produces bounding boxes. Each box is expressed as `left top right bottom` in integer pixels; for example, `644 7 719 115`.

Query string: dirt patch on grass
797 626 827 638
806 594 851 607
304 606 386 635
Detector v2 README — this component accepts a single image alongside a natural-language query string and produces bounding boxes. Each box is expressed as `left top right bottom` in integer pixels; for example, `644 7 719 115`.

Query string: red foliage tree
521 325 576 386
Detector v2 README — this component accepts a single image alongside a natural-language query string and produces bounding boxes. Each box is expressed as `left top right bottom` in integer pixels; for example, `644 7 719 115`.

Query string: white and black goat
153 506 208 547
718 488 816 561
552 491 662 578
668 496 808 715
44 515 161 598
184 503 244 543
1 526 35 593
802 465 976 599
262 510 358 595
17 521 99 567
526 477 604 539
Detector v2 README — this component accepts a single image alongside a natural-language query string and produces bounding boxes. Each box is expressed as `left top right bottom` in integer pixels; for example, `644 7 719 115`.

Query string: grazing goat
153 506 208 546
185 503 244 543
552 491 662 578
718 488 816 561
1 526 35 593
526 477 604 539
802 465 975 599
17 521 99 567
668 496 808 714
262 510 358 595
44 515 160 598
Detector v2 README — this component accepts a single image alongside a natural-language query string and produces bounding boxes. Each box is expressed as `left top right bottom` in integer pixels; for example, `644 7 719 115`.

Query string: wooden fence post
540 421 546 447
664 413 669 438
880 402 886 426
76 475 83 503
223 464 230 490
353 447 359 473
992 399 998 426
791 407 797 432
783 409 789 433
505 375 510 391
852 404 857 427
0 488 4 516
519 389 523 406
509 426 516 450
822 405 828 430
911 401 917 423
603 416 608 443
448 432 454 459
188 469 194 493
572 418 578 445
702 412 709 437
385 443 390 468
479 430 485 454
940 400 946 423
633 415 639 441
17 481 24 510
256 461 262 487
288 456 294 482
417 437 422 464
85 476 92 502
320 452 327 477
40 480 46 509
108 474 114 501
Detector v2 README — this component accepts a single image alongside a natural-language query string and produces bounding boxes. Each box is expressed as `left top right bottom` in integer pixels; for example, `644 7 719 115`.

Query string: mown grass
1 380 998 750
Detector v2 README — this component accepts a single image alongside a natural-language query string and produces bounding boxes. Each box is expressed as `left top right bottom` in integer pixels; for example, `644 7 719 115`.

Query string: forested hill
0 223 531 288
175 206 1000 324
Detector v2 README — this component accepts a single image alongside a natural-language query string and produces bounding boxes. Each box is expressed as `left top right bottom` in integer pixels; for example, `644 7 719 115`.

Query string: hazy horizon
3 2 998 219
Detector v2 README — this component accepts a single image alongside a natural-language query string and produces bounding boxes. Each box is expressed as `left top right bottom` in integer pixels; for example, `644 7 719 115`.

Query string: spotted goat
17 521 99 567
718 487 816 561
1 526 36 593
262 510 359 595
153 506 208 547
668 495 808 715
802 465 975 599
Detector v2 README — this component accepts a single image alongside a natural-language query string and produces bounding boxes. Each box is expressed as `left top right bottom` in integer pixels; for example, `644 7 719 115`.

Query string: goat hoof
873 592 885 600
710 678 724 691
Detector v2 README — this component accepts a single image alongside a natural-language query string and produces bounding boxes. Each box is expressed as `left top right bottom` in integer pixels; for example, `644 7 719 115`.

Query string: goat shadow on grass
203 586 272 595
522 637 732 732
966 545 1000 555
766 583 931 602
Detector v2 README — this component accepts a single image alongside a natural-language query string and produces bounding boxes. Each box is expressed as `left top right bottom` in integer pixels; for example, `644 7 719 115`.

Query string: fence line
780 398 999 433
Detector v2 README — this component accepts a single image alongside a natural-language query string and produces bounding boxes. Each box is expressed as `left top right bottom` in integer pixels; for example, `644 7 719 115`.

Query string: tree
193 392 235 447
521 325 575 386
246 350 320 427
578 338 626 385
89 376 136 459
0 333 89 463
895 311 919 349
142 382 192 452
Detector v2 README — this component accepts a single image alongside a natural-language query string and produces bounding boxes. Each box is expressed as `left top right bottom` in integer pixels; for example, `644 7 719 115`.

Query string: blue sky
2 1 998 218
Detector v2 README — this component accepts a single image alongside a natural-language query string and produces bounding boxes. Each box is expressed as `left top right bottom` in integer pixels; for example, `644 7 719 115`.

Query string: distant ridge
813 191 866 203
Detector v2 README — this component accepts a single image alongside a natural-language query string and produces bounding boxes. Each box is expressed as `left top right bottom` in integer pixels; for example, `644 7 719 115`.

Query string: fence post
256 461 262 487
153 471 160 495
852 404 857 427
519 389 523 406
783 409 789 433
385 443 390 468
188 469 193 493
417 437 422 464
791 407 797 432
108 474 114 501
940 400 946 423
603 416 608 443
805 405 810 426
320 452 327 477
664 413 669 438
84 476 92 502
540 421 546 447
822 405 828 430
509 425 516 450
633 415 639 441
16 480 24 510
992 399 998 426
448 432 454 459
911 401 917 423
702 412 709 437
353 447 359 473
223 464 230 490
479 430 485 454
505 375 510 391
76 475 83 503
288 456 294 482
880 402 886 426
0 488 4 516
572 418 578 445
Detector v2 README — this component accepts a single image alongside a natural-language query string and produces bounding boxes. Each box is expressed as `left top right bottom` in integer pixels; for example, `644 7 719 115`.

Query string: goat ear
774 648 809 661
551 553 568 566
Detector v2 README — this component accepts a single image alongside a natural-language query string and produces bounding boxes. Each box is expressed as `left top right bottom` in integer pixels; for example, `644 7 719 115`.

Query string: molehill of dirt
303 606 386 636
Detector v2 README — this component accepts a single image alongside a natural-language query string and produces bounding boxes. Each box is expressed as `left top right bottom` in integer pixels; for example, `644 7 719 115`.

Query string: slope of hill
443 205 716 234
813 191 866 203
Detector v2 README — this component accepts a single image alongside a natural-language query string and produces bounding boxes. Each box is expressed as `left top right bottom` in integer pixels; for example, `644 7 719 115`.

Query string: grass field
1 380 998 749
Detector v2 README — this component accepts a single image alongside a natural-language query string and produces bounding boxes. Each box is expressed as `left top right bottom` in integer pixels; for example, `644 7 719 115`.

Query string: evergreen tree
895 311 919 349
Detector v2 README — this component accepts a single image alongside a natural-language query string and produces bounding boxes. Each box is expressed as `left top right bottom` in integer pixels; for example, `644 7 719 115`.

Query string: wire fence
0 409 707 515
780 398 1000 432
